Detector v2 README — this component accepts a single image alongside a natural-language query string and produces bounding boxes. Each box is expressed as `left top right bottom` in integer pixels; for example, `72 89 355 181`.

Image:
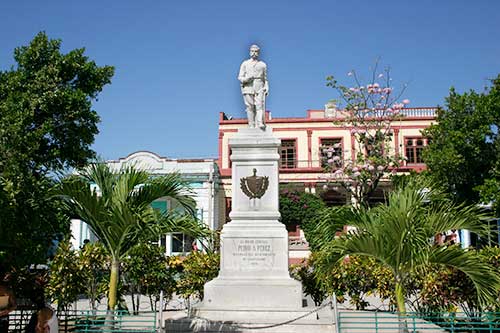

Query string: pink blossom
377 165 385 171
352 167 359 172
352 171 361 178
327 158 334 164
368 165 375 171
334 169 343 175
373 83 380 88
332 156 341 161
333 143 341 149
383 87 393 94
322 184 328 190
402 99 410 105
378 73 384 78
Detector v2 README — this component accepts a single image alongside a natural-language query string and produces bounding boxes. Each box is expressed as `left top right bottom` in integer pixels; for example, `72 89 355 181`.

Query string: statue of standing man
238 44 269 130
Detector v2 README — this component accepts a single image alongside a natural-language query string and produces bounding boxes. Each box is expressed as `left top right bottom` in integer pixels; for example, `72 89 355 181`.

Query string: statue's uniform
238 59 268 128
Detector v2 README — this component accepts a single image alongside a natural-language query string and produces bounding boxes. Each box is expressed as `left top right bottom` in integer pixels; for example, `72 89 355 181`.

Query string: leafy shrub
123 242 176 312
279 188 325 227
46 240 85 311
175 251 220 301
290 256 329 307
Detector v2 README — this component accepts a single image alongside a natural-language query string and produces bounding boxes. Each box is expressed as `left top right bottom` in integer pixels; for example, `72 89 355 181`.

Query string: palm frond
131 173 196 216
429 245 500 306
58 163 199 260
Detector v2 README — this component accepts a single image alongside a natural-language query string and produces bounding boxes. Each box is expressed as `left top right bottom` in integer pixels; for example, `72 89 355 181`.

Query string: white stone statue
238 44 269 129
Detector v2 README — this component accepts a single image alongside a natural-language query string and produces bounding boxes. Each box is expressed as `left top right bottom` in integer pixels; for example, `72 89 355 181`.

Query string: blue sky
1 1 499 160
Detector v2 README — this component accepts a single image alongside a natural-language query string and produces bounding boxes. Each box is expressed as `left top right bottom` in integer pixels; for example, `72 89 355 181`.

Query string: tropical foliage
175 251 220 301
290 256 329 307
312 179 500 314
46 240 86 312
57 163 209 309
123 242 177 313
79 241 109 310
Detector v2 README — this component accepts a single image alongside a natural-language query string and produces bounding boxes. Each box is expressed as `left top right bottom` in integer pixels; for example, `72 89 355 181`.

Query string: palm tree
313 179 500 316
58 163 210 309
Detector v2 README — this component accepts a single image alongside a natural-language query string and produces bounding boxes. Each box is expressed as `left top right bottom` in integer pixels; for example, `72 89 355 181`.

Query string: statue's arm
238 62 249 84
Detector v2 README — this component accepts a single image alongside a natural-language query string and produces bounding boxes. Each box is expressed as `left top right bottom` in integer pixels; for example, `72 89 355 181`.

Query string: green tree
57 163 209 309
313 180 500 316
423 75 500 214
0 32 114 271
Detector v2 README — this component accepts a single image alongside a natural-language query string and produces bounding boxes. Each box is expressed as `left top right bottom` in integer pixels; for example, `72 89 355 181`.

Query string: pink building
217 107 437 263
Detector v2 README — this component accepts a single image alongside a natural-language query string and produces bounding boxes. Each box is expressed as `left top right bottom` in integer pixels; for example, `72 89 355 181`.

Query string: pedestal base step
203 278 302 309
164 306 335 333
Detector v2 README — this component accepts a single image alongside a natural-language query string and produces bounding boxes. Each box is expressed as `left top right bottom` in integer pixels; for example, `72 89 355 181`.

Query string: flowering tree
324 63 410 206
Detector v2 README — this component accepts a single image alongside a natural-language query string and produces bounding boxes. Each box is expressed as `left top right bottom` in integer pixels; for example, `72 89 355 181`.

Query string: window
151 200 168 213
171 233 194 253
153 199 193 254
320 138 342 168
280 139 297 168
405 137 427 164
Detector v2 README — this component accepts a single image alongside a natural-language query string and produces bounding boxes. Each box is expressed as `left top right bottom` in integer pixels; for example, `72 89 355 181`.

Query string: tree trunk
395 281 409 333
108 259 120 310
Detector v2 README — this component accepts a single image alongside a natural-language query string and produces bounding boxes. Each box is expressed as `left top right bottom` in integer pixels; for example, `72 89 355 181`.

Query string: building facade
219 107 436 207
217 107 438 260
70 151 224 255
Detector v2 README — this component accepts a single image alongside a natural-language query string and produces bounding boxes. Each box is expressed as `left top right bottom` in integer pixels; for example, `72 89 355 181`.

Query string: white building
70 151 223 256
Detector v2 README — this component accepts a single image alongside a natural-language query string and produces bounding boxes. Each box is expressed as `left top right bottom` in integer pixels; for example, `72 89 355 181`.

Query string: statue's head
249 44 260 59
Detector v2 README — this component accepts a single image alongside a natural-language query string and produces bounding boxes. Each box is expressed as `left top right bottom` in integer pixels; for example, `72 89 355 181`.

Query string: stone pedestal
164 128 324 332
203 127 302 309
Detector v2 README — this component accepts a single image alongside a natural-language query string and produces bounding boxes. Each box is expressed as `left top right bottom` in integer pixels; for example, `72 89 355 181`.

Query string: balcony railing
289 236 309 250
400 108 436 118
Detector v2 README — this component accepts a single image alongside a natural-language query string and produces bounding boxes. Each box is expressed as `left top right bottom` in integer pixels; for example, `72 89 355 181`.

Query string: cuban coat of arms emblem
240 168 269 199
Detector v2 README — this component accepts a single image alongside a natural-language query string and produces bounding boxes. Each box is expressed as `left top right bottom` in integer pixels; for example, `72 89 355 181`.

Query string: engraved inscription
231 238 275 269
